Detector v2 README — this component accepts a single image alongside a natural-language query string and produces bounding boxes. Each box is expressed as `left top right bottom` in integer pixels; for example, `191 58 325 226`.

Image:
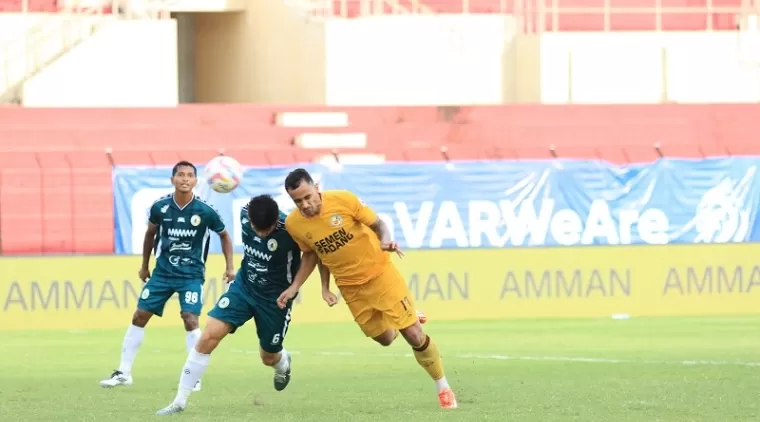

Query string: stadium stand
0 0 759 255
318 0 743 30
2 104 760 254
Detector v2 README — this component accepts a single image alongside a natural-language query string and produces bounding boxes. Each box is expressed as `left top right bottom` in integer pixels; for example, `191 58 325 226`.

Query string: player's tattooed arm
318 260 331 291
369 219 392 243
319 261 338 306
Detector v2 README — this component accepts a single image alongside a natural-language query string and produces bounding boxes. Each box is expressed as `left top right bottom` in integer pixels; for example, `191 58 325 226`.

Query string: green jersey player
100 161 236 391
157 194 319 416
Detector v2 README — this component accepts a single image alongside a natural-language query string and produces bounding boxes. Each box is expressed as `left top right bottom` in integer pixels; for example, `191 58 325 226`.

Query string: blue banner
113 158 760 255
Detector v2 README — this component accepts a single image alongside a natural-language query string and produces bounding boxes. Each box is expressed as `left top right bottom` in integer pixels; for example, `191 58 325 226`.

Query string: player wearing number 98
156 194 322 416
100 161 236 391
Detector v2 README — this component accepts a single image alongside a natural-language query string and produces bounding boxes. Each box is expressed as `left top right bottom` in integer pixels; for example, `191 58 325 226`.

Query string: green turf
2 316 759 421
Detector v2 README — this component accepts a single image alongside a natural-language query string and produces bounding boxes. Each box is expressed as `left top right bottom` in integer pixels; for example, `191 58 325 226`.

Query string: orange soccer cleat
416 310 427 324
438 388 458 409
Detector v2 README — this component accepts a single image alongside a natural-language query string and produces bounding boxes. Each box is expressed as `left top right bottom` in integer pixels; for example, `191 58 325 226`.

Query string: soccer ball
204 155 243 193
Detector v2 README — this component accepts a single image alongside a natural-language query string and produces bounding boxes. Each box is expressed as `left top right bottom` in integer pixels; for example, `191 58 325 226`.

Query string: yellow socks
412 335 445 382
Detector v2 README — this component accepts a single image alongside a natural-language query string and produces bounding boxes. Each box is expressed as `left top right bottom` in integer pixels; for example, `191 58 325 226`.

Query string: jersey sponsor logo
314 228 354 255
169 241 192 252
167 228 197 238
244 244 272 261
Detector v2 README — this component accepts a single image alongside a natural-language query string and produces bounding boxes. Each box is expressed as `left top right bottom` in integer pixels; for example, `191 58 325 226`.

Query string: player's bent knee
180 312 199 330
399 322 426 348
195 317 231 354
372 329 397 346
259 349 281 366
131 309 153 327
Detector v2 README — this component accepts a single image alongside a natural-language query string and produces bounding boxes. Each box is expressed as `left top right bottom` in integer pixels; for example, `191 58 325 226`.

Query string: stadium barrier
2 243 759 331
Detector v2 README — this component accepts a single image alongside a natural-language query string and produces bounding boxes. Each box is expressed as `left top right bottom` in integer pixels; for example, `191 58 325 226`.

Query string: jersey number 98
184 292 200 305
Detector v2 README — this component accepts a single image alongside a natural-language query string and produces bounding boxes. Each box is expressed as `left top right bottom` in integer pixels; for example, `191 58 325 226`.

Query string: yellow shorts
338 263 417 338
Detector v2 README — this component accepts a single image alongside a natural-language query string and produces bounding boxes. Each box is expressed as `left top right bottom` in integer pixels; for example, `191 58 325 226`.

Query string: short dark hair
172 161 197 176
285 168 314 191
247 194 280 230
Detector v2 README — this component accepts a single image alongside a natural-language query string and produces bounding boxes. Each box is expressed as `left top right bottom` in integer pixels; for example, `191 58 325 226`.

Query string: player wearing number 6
278 169 458 409
156 194 315 416
100 161 235 391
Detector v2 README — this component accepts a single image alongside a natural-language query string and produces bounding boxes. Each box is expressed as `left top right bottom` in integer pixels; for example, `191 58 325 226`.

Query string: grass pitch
3 316 759 421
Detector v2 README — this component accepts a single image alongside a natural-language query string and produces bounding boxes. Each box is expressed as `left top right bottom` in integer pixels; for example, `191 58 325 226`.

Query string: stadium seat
70 167 114 253
108 150 155 166
0 168 44 254
0 0 57 12
219 148 271 166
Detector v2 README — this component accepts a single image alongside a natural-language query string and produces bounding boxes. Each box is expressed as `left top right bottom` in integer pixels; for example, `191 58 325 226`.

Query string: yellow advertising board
1 243 760 331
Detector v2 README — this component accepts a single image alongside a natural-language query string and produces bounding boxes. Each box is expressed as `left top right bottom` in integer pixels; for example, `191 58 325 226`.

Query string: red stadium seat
0 168 43 254
71 167 114 253
3 103 760 255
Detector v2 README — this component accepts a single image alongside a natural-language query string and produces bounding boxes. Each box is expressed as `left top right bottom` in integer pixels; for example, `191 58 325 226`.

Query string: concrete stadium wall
192 0 326 104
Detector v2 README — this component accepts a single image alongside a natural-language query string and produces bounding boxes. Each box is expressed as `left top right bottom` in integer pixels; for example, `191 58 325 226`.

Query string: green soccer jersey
238 205 301 298
148 194 226 280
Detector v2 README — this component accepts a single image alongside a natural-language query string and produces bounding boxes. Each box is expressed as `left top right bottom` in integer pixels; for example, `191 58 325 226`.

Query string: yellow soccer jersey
285 190 390 286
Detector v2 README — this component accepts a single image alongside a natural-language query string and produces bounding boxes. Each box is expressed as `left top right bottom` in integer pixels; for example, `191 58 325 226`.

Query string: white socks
118 324 145 376
273 349 290 373
435 376 450 393
174 349 210 407
185 329 201 353
117 325 200 380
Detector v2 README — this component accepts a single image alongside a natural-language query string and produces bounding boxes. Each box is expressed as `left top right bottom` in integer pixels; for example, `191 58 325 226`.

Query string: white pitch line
228 349 760 367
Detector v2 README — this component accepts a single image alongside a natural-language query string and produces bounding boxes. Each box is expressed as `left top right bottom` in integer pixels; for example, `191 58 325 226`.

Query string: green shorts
208 272 293 354
137 275 204 317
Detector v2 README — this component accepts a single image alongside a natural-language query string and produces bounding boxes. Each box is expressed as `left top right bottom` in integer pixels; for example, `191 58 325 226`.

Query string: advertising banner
2 244 759 331
113 159 760 255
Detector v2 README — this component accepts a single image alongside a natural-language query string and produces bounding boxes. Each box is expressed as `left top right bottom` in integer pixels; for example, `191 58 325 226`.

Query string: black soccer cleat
273 354 291 391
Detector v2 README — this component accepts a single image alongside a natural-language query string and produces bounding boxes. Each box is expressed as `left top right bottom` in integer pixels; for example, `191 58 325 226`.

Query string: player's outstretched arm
368 219 392 243
369 219 404 257
139 223 158 281
277 251 319 309
318 261 338 306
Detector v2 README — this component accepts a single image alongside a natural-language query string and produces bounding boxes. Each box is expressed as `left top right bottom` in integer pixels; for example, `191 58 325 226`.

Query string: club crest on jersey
218 297 230 309
191 215 201 226
330 214 343 227
267 238 278 252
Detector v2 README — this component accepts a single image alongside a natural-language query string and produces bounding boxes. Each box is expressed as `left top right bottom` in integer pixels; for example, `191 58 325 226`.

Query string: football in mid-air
205 155 243 193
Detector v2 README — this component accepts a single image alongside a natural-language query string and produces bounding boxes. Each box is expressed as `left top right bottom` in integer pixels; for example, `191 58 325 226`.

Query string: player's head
247 194 280 237
285 168 321 217
171 161 197 194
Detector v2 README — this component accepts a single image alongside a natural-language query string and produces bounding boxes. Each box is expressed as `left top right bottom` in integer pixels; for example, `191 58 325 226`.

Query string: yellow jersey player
276 168 458 409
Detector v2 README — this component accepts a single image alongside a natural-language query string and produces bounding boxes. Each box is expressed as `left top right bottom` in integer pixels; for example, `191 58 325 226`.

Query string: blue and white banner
113 158 760 254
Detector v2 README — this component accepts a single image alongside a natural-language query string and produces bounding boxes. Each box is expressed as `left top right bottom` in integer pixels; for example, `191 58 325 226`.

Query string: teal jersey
148 194 226 281
238 205 301 298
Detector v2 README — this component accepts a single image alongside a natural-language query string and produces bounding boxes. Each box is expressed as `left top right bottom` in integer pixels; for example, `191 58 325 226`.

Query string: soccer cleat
438 388 458 409
417 310 427 324
193 380 201 392
99 370 133 388
273 353 291 391
155 403 185 416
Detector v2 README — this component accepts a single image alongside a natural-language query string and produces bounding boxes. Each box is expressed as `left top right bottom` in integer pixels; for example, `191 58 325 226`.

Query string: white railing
285 0 760 31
